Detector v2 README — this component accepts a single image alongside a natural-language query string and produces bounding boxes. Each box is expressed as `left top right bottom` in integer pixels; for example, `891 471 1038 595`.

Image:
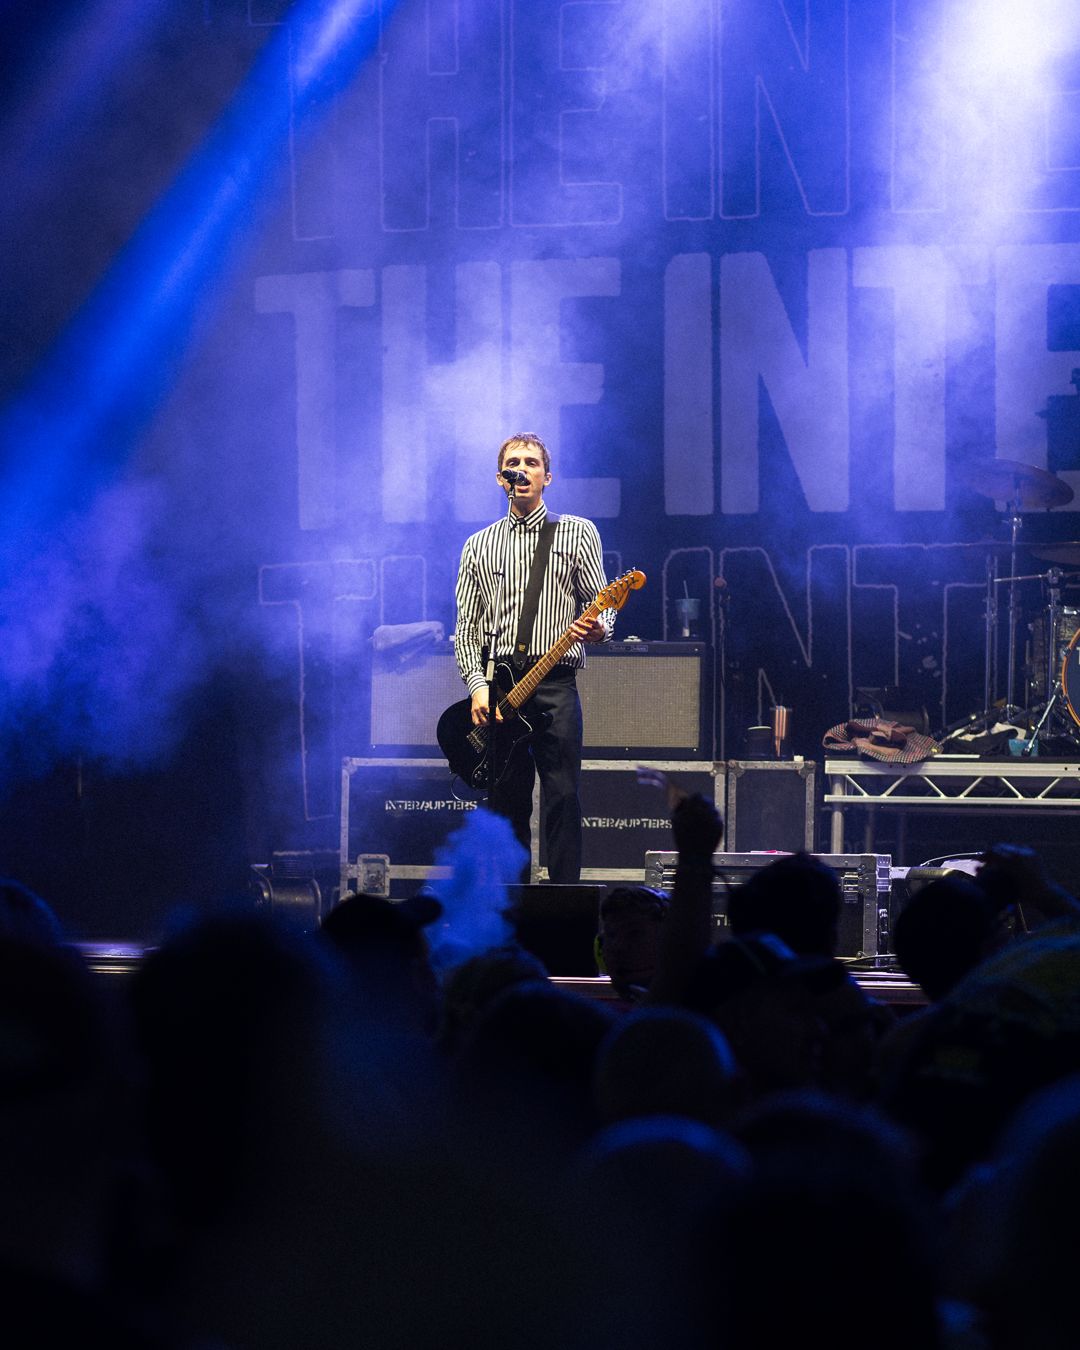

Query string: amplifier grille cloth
579 655 699 748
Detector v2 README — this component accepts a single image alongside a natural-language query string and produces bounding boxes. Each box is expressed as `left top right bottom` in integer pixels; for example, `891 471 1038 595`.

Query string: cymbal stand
983 549 998 725
1044 567 1063 708
1003 491 1024 717
1021 568 1080 755
939 546 1003 743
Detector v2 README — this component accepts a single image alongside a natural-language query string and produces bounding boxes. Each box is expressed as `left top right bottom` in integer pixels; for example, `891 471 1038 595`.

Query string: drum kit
950 458 1080 754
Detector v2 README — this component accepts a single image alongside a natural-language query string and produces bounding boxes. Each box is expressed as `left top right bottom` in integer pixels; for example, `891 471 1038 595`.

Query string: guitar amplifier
643 851 892 959
370 641 708 758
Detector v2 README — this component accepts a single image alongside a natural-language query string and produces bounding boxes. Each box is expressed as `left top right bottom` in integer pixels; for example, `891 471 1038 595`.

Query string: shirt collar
509 501 547 532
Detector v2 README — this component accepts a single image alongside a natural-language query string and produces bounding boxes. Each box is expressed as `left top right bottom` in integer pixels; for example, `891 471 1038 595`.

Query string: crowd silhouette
2 794 1079 1348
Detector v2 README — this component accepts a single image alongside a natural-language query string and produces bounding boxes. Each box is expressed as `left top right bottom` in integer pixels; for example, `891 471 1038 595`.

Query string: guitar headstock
596 569 647 613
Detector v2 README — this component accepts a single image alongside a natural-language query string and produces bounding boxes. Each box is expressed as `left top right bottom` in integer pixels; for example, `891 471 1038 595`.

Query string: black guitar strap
511 515 559 670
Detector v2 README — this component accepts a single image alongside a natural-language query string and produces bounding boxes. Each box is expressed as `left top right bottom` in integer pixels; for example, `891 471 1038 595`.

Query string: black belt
503 658 578 679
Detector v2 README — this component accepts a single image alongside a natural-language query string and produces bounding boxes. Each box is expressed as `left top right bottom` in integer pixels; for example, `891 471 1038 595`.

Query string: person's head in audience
130 906 336 1227
881 925 1080 1192
735 1088 923 1177
684 934 828 1095
594 1006 742 1129
583 1112 750 1350
576 1116 752 1350
320 890 442 1033
451 980 615 1158
0 878 63 947
596 886 670 1000
710 1091 939 1350
437 943 548 1052
804 954 892 1099
726 853 841 957
892 875 999 1000
0 936 123 1293
583 1114 750 1212
953 1074 1080 1350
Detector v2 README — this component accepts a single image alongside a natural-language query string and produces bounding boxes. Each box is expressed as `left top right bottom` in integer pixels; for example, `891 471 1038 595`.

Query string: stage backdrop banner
5 2 1080 908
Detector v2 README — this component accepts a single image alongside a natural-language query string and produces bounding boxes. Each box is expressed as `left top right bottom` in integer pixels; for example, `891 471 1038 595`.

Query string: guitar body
436 664 549 789
437 569 646 789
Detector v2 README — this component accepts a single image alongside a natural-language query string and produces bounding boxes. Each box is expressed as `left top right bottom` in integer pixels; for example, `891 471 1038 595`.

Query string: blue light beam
0 0 392 573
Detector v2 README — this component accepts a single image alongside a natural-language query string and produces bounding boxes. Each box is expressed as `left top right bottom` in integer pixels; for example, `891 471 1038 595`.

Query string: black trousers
490 664 583 884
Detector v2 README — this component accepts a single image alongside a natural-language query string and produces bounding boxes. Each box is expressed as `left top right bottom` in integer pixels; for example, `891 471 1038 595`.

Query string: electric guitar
437 569 647 789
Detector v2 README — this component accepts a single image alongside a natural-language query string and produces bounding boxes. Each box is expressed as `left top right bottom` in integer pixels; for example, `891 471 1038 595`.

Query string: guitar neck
499 602 601 713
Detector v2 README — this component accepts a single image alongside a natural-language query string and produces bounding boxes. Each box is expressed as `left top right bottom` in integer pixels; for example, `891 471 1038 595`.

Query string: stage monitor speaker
370 641 707 758
505 883 605 977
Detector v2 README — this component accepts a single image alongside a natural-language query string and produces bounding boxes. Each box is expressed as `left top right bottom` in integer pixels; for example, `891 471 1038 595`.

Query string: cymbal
1032 544 1080 567
959 458 1074 510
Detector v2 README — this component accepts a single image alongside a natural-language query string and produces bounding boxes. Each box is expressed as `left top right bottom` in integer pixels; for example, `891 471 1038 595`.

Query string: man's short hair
726 853 841 957
497 433 550 473
599 886 670 924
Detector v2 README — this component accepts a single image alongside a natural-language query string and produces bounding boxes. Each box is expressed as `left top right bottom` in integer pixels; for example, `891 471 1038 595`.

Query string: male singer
452 433 612 881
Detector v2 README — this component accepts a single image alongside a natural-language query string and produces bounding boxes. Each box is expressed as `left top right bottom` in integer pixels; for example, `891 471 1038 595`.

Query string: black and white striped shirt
453 501 613 695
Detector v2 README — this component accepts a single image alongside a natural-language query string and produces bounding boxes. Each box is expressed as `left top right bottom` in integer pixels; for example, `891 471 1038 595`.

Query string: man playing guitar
451 433 612 883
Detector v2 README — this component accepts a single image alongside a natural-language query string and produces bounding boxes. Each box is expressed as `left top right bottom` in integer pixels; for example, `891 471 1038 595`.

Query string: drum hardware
1007 512 1030 716
983 546 1002 728
952 460 1076 738
938 544 1021 747
1022 379 1080 746
1064 629 1080 732
1025 677 1064 755
1025 574 1080 706
1020 567 1069 755
1015 569 1080 754
1024 663 1080 756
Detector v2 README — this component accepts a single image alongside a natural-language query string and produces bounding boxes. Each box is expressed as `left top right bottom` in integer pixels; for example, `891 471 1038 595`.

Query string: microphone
500 469 528 486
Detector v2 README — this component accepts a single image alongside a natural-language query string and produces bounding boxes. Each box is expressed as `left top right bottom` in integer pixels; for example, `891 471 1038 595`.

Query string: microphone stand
483 483 520 819
983 549 998 729
999 480 1026 719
